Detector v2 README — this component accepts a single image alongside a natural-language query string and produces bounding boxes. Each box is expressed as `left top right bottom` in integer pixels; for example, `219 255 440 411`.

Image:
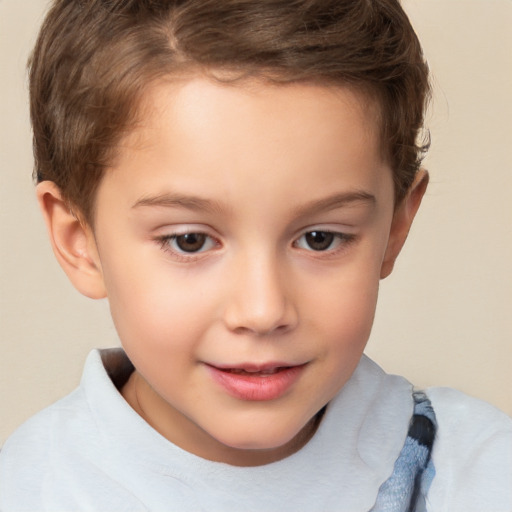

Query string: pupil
176 233 206 252
306 231 334 251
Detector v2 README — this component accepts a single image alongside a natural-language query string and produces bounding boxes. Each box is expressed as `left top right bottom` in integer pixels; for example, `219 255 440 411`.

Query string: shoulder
428 386 512 441
0 351 148 511
0 388 93 509
426 387 512 511
0 386 90 459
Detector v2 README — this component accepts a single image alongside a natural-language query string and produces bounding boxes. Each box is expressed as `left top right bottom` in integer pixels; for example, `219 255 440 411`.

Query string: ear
36 181 107 299
380 170 429 279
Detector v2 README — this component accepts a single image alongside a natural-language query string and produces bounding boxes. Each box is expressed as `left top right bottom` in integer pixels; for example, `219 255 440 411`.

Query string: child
0 0 510 510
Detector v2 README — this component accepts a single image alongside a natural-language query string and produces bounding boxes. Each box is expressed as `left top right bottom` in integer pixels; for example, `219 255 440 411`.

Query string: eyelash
293 230 356 255
156 232 220 261
155 229 356 261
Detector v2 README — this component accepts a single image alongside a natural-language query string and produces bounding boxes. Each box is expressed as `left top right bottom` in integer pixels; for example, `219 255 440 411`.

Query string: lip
206 362 307 401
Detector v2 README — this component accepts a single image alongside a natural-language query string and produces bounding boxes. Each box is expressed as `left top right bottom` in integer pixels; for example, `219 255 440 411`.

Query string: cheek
106 272 209 397
101 253 215 357
303 259 380 338
304 271 380 401
318 284 378 363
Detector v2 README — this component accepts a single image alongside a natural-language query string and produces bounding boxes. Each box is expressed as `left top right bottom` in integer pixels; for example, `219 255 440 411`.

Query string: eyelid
292 227 357 255
154 225 222 261
293 223 357 240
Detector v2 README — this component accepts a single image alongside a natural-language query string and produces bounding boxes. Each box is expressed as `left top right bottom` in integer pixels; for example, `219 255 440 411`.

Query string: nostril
230 320 294 337
222 265 299 335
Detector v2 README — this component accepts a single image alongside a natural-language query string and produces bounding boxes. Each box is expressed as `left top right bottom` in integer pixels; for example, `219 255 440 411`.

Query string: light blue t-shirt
0 350 511 511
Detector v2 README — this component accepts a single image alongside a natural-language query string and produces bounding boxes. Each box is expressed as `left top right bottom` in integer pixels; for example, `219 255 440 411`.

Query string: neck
121 370 324 466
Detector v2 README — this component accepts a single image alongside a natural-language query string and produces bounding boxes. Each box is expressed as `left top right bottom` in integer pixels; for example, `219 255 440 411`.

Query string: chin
212 416 311 453
223 435 290 452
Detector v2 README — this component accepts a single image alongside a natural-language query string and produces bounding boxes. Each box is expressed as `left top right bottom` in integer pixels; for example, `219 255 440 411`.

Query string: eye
160 232 217 254
294 230 353 252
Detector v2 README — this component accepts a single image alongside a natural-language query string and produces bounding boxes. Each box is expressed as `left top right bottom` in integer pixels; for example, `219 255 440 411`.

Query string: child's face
81 78 405 464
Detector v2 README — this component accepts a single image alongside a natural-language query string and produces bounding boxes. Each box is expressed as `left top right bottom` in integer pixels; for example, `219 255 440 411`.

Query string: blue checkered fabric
370 392 437 512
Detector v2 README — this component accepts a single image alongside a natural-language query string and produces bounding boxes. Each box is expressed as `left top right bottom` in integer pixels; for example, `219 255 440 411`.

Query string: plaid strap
369 391 437 512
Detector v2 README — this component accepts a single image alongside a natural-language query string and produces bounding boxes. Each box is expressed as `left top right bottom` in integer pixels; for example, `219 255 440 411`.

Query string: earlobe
36 181 107 299
380 170 429 279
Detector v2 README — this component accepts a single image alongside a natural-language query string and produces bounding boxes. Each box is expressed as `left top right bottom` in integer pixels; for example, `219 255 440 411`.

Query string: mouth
217 365 295 376
205 363 307 401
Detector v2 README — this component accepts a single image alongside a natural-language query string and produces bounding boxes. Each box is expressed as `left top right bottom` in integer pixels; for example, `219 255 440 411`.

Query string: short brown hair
29 0 430 223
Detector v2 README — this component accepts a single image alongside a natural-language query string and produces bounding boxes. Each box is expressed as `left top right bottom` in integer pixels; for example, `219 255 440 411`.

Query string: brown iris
175 233 207 252
305 231 335 251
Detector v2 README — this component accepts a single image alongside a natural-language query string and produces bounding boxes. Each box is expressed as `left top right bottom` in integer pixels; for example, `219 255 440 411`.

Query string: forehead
99 76 391 221
124 75 382 161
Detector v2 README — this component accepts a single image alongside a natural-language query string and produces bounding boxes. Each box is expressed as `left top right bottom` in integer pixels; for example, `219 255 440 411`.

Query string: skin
37 77 427 466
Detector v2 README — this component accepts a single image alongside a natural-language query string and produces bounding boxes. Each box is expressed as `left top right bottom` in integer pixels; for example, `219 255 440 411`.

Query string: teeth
227 368 282 375
259 368 280 375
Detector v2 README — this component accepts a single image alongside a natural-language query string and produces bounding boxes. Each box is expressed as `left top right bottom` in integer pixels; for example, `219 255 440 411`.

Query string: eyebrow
132 190 376 216
132 193 226 214
292 191 376 218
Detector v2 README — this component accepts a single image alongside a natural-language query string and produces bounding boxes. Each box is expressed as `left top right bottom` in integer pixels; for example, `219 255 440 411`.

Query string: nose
223 253 298 336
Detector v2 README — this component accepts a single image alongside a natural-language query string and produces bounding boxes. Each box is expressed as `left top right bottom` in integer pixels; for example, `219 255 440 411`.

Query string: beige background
1 0 511 446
